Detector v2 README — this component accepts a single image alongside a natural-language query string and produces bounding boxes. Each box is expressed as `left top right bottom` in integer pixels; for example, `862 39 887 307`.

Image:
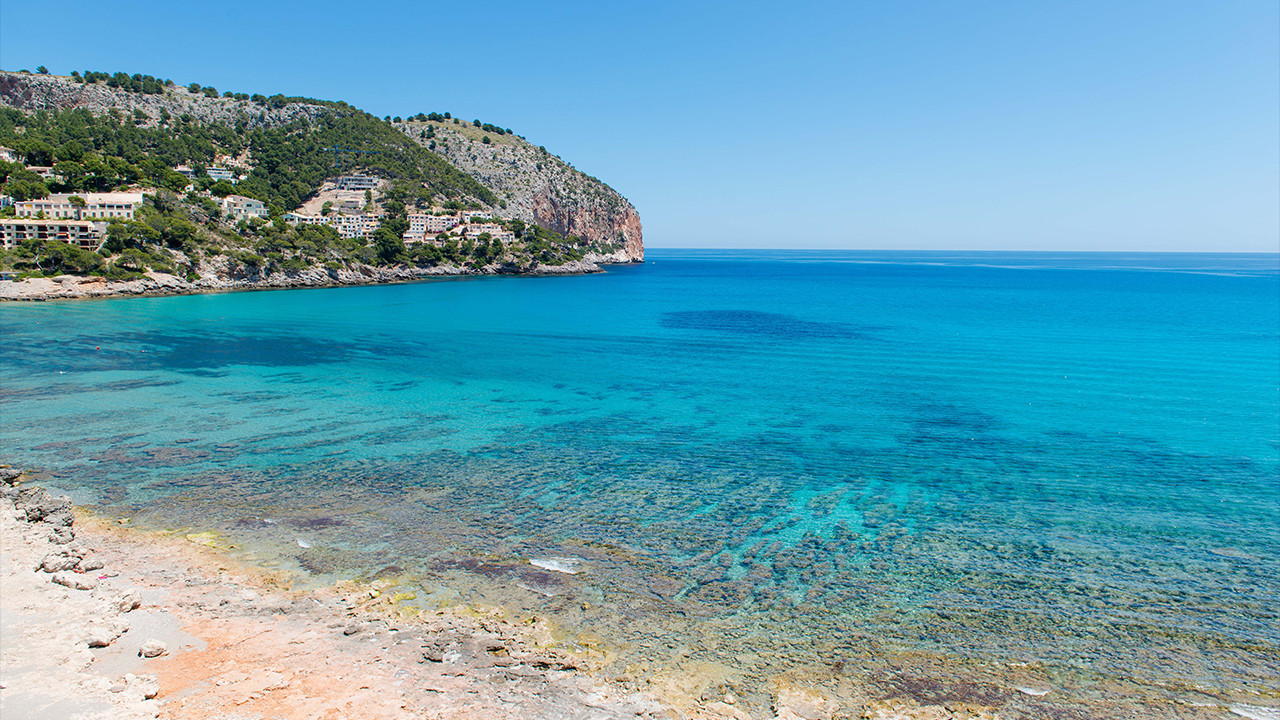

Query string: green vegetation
78 71 169 94
0 101 494 212
0 73 608 281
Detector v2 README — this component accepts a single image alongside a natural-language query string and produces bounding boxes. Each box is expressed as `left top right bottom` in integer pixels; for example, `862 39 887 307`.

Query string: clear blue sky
2 1 1277 251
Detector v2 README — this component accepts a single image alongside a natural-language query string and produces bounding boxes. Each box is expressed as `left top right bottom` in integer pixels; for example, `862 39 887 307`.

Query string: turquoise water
2 250 1278 716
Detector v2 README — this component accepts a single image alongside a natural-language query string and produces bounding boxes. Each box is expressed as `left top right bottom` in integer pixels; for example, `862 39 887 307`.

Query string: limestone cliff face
0 72 325 129
395 121 643 263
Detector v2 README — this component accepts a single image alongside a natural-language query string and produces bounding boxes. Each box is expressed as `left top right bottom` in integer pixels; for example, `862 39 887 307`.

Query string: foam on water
529 557 583 574
1231 706 1280 720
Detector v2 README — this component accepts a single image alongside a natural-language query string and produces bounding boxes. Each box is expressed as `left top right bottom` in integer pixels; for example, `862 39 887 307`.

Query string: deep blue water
2 250 1277 714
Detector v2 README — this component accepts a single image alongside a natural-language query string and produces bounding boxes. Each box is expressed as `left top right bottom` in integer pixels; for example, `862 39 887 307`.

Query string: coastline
0 470 672 720
0 255 642 304
0 470 1027 720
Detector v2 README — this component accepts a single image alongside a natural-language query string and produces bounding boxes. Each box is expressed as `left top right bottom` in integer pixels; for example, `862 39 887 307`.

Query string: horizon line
642 247 1280 255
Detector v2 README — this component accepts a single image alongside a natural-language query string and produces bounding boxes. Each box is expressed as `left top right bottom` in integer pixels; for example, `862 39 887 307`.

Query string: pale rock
85 626 118 648
703 700 752 720
111 588 143 613
131 673 160 699
774 685 840 720
77 555 104 572
40 552 78 572
51 571 97 590
138 640 168 658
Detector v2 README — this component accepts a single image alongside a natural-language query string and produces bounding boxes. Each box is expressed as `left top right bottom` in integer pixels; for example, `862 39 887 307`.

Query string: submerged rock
297 546 346 574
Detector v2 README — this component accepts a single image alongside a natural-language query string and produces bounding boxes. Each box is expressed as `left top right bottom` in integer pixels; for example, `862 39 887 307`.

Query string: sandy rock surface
0 476 671 720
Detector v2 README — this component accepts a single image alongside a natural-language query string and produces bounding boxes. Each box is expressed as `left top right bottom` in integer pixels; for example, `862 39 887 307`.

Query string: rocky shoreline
0 255 637 303
4 466 1053 719
0 469 676 719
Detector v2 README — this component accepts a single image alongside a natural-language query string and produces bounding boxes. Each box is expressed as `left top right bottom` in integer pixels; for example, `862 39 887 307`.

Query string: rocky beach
0 468 1027 720
0 468 670 720
0 255 621 303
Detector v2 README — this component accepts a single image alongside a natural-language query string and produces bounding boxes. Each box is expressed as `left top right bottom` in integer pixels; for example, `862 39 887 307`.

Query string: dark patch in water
660 310 872 340
296 546 346 574
1 377 180 401
434 556 512 579
516 569 566 587
370 565 406 580
871 672 1010 706
232 516 274 529
290 516 346 529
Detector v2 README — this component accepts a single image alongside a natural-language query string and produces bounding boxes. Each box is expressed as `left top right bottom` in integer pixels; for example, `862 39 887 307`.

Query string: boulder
15 487 74 526
40 552 78 573
138 640 167 658
77 555 105 572
111 589 143 613
51 571 97 590
128 673 160 699
85 626 118 648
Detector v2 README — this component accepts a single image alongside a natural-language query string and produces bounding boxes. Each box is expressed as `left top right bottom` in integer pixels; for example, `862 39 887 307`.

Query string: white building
403 214 431 243
328 214 380 239
407 213 463 235
465 223 505 238
335 175 379 191
283 212 329 226
207 167 238 183
15 192 145 221
462 210 493 222
426 214 460 233
220 195 268 223
0 146 19 163
0 219 107 251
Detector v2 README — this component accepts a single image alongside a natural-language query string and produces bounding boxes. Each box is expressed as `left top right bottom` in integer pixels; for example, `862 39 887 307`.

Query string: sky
1 1 1277 251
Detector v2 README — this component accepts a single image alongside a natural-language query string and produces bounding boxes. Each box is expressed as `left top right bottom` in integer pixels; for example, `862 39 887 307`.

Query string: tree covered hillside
0 103 493 212
0 81 608 281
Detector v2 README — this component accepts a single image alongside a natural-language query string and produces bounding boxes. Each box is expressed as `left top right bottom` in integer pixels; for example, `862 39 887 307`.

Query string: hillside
0 69 643 299
394 118 643 263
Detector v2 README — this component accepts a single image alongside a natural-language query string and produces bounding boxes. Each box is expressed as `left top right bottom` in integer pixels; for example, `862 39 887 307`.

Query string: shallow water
3 250 1278 716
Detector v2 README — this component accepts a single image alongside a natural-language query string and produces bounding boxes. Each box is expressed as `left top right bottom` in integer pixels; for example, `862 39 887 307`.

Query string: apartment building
15 192 145 221
328 214 379 239
0 219 107 251
426 214 460 233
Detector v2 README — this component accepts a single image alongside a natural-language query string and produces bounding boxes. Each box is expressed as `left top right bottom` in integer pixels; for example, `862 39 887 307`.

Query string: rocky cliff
0 72 327 130
396 121 643 263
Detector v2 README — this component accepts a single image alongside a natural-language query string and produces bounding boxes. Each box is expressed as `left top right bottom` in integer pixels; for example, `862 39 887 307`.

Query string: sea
2 250 1278 718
